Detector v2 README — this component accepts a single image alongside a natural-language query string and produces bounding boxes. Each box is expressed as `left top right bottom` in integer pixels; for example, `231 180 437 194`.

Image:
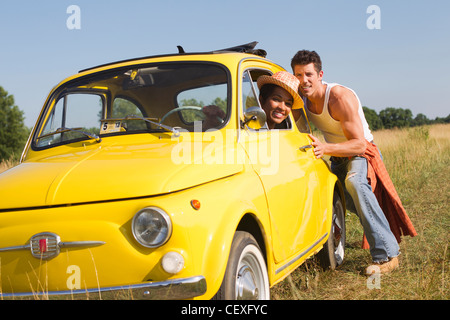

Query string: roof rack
201 41 266 57
79 42 266 73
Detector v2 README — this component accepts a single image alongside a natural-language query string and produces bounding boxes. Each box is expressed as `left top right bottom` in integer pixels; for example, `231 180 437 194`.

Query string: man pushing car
290 50 416 275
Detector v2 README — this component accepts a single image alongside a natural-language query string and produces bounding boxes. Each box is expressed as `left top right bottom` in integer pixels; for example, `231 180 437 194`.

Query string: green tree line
0 86 30 162
363 106 450 131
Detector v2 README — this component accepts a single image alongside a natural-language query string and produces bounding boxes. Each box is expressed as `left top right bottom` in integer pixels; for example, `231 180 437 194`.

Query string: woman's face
260 86 293 129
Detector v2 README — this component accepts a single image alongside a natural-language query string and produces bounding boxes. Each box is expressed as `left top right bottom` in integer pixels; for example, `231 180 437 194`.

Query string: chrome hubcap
332 203 345 265
236 265 259 299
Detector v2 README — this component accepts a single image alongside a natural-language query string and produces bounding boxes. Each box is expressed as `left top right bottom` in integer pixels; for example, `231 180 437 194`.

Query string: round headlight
132 207 172 248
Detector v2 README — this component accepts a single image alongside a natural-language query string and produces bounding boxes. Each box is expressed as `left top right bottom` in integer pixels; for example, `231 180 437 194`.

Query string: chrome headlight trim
132 207 172 248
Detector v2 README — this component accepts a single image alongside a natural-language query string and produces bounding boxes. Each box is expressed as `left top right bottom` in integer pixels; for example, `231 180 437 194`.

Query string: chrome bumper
1 276 207 300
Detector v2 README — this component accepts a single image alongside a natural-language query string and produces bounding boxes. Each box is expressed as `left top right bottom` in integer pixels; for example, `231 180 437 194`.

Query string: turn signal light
190 199 201 210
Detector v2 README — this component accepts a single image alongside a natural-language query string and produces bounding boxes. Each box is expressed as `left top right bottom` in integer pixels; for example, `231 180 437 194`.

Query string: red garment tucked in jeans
360 141 417 249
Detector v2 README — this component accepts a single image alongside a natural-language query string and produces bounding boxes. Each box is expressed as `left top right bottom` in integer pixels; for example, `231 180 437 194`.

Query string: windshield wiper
37 127 102 143
123 115 181 137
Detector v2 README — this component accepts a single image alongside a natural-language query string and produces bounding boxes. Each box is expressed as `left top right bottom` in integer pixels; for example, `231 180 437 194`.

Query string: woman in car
257 71 303 129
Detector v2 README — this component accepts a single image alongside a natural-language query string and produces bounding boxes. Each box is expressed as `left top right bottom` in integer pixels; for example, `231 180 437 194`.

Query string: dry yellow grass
0 159 16 174
273 124 450 300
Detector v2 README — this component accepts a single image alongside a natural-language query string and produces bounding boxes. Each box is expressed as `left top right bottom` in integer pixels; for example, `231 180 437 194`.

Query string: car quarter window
295 108 312 134
242 70 268 130
242 70 262 112
36 93 103 148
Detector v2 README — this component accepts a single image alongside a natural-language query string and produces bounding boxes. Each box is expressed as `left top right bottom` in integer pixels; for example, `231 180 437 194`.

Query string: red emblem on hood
39 238 48 253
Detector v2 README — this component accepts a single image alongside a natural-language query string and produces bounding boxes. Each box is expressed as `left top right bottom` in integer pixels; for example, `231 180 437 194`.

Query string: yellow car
0 42 345 300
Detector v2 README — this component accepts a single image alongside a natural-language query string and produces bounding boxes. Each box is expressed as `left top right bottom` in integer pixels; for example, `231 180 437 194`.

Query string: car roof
79 41 267 74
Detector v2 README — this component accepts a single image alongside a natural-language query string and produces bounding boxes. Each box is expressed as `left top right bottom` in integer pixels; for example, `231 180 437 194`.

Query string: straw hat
257 71 304 109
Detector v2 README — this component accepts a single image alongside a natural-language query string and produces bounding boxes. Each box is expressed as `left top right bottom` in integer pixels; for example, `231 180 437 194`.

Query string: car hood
0 137 245 210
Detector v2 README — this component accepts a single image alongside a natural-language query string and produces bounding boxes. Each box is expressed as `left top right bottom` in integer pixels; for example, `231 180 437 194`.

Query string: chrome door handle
299 144 313 152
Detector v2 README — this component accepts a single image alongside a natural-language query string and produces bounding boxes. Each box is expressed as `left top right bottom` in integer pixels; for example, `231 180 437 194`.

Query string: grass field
271 124 449 300
0 124 448 300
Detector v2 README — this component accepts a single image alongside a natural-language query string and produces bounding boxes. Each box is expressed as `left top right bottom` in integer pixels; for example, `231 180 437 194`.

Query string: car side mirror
241 107 266 130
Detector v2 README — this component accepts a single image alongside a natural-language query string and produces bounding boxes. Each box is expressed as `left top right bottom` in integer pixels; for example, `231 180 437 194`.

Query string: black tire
318 191 346 270
214 231 270 300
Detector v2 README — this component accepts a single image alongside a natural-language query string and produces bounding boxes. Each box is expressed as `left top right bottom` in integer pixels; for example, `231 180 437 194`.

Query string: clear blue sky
1 0 449 127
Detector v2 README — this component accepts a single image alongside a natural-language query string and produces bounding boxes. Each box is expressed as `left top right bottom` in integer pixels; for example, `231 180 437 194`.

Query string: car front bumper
1 276 207 300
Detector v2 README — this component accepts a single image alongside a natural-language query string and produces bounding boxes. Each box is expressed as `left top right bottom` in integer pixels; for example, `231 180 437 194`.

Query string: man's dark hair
291 50 322 73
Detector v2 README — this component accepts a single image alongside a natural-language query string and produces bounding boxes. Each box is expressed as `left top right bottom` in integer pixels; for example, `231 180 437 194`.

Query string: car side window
243 69 292 130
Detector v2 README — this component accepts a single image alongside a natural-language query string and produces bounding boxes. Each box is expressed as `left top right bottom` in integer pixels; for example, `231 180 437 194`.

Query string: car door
239 67 325 264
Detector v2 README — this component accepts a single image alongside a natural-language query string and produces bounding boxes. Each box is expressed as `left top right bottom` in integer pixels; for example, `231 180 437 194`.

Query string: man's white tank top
304 82 373 144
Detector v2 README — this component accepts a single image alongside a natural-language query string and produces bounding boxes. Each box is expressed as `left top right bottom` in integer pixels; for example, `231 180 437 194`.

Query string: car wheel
214 231 270 300
318 191 346 270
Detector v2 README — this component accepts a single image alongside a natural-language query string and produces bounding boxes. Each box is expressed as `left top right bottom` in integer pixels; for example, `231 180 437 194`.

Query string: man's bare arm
309 86 366 158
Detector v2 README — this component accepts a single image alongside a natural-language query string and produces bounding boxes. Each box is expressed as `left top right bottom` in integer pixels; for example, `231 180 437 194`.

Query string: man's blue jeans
331 155 400 263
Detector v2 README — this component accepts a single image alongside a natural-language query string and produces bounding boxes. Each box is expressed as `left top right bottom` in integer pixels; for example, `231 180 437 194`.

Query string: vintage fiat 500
0 43 345 300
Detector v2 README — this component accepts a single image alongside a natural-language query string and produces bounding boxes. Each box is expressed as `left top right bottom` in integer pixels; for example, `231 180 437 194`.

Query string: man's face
293 63 323 98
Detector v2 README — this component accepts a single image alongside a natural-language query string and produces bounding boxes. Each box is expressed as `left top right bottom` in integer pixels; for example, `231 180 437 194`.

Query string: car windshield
34 62 230 149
